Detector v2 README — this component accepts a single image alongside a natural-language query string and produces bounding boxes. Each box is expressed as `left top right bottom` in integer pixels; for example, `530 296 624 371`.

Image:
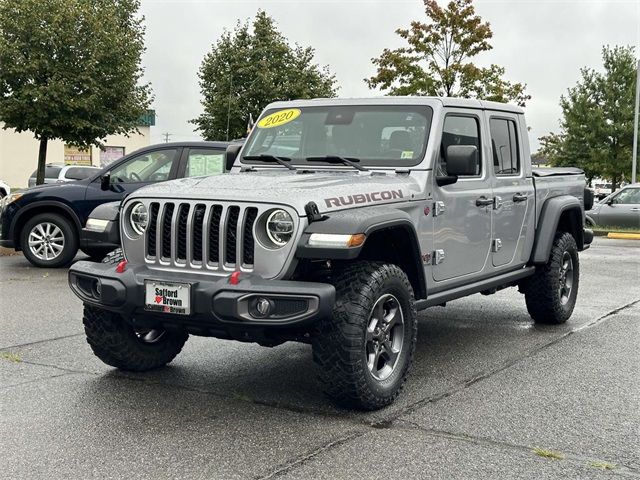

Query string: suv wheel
20 213 79 268
312 262 417 410
523 232 579 324
83 305 188 371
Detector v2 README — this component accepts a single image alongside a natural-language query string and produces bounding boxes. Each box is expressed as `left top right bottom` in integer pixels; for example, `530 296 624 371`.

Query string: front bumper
68 261 335 329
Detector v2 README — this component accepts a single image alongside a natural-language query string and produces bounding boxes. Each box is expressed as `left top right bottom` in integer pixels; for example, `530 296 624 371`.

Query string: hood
130 170 425 215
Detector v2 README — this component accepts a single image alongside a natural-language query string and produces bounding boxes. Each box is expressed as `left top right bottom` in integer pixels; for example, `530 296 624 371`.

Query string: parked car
586 183 640 228
28 164 101 188
68 97 592 410
0 179 10 198
593 181 613 200
0 142 232 267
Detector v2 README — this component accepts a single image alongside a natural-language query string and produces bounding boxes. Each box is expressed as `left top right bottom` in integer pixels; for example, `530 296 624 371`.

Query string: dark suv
0 142 231 267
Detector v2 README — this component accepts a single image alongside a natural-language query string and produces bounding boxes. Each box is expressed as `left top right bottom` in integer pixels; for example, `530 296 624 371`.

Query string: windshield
242 105 433 167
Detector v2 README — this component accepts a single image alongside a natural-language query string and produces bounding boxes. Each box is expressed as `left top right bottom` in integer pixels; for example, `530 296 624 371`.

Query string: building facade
0 112 154 188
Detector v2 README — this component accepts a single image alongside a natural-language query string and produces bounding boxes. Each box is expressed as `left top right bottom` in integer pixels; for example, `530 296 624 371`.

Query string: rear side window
490 118 520 175
31 166 63 179
64 167 97 180
185 149 225 177
438 115 481 176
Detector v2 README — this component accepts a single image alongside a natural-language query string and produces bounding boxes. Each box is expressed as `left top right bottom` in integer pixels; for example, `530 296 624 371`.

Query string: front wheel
20 213 79 268
83 305 188 371
312 262 417 410
523 232 579 324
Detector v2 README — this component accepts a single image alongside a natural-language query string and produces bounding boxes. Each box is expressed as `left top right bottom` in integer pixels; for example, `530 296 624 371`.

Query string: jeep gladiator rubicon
68 97 593 410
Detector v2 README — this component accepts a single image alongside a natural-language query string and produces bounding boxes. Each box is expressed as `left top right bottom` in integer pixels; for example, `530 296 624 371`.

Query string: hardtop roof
264 96 524 114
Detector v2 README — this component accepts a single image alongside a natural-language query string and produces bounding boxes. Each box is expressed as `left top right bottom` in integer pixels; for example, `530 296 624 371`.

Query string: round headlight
129 202 148 236
265 209 294 247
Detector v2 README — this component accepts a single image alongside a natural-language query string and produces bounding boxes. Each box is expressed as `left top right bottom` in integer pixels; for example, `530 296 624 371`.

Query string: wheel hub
28 222 65 261
365 293 405 381
558 251 574 305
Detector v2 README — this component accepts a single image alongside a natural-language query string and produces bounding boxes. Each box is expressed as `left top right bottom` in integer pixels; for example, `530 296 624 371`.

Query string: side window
110 149 177 184
65 167 97 180
490 118 520 175
612 188 640 204
185 149 225 178
439 115 481 176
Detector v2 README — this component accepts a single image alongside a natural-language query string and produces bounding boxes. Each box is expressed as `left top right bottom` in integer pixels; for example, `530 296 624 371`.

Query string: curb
607 232 640 240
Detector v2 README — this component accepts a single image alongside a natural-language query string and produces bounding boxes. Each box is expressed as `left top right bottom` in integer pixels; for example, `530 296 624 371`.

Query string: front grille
145 201 261 271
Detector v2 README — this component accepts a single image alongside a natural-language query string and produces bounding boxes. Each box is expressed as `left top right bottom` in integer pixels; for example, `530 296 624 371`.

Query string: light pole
632 59 639 184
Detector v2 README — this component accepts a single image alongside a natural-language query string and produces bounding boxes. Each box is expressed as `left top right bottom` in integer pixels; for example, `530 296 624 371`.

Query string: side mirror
100 173 111 191
225 144 242 172
445 145 479 176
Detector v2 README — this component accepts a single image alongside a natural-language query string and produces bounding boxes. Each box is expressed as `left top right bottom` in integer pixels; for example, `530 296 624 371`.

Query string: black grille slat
161 203 174 259
145 202 261 270
176 204 190 261
243 208 258 265
192 205 206 262
208 205 223 264
225 206 240 264
147 203 159 257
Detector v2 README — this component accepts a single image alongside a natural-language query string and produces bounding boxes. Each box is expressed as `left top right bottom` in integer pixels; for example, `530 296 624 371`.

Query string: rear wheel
83 305 188 371
312 262 417 410
523 232 579 324
20 213 78 268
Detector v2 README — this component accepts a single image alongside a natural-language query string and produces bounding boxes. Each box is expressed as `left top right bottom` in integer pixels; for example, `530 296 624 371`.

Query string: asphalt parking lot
1 237 638 479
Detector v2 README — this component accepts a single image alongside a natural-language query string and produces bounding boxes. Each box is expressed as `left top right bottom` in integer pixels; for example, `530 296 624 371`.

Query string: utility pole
632 59 639 184
162 132 172 143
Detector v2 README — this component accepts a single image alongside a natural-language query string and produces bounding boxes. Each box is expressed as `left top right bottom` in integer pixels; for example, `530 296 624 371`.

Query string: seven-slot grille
145 201 259 270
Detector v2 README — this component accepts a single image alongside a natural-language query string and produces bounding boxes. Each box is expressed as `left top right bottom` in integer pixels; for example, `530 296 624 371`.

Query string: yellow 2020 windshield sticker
257 109 301 129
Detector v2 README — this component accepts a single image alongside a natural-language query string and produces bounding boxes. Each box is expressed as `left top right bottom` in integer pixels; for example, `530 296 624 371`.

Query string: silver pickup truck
69 97 593 410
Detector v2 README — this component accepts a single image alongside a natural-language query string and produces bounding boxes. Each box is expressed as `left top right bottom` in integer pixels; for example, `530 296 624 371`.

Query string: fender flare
10 200 82 242
531 195 583 264
296 207 427 298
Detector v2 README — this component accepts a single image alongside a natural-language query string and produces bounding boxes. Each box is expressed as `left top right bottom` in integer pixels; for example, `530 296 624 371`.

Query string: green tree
366 0 529 106
192 11 337 141
0 0 152 184
539 46 637 189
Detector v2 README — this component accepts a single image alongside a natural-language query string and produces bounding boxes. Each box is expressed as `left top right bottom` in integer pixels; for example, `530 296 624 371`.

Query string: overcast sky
139 0 640 151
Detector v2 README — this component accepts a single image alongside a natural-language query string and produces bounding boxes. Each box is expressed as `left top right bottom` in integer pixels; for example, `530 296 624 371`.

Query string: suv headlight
129 202 148 236
265 209 294 247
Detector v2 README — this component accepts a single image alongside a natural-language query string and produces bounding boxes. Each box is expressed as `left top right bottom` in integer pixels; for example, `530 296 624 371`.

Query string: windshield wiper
242 154 296 171
305 156 368 172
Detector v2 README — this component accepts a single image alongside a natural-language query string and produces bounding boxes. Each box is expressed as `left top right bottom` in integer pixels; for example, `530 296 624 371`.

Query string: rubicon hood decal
324 190 404 208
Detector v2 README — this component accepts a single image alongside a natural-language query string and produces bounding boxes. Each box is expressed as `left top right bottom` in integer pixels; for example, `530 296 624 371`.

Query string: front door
432 111 493 282
487 113 535 268
596 187 640 228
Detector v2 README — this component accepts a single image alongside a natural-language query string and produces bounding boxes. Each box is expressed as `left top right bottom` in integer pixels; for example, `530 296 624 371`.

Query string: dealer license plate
144 280 191 315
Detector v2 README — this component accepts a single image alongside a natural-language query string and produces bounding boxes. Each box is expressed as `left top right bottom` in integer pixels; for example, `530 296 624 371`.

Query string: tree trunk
36 136 48 185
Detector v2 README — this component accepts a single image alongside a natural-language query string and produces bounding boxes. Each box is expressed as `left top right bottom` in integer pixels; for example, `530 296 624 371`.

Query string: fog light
93 280 102 298
251 297 273 318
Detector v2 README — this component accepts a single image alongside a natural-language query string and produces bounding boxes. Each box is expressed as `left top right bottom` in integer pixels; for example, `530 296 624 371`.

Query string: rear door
487 113 535 268
432 110 493 282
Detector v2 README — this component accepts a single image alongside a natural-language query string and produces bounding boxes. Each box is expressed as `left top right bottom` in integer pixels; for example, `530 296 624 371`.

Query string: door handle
631 207 640 211
476 196 494 207
513 193 528 203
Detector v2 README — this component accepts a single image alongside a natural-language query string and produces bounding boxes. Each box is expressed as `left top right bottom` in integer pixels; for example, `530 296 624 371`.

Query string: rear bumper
68 261 335 329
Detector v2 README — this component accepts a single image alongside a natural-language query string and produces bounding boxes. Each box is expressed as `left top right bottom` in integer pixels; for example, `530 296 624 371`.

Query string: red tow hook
229 271 241 285
115 260 128 273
